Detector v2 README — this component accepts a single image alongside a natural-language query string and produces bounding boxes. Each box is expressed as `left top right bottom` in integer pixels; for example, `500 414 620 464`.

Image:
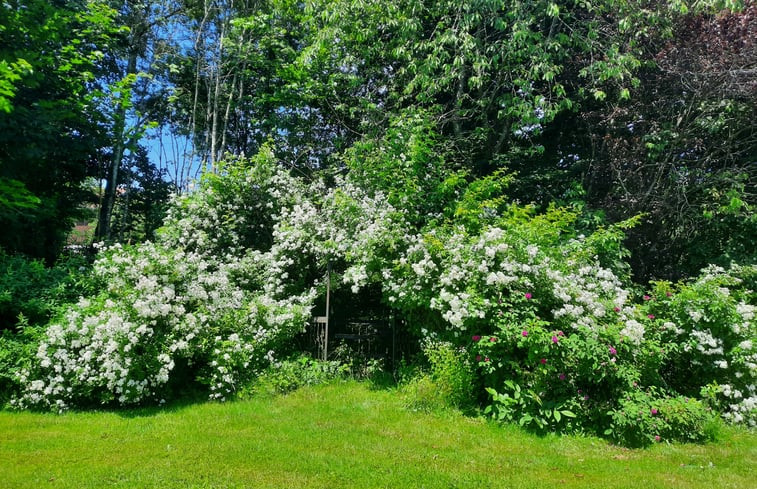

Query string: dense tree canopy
0 0 121 260
1 0 754 276
156 0 755 281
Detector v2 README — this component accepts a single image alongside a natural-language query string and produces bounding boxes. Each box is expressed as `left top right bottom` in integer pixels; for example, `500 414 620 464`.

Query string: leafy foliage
561 2 757 281
608 388 719 447
0 0 121 260
243 355 350 398
646 265 757 426
0 326 43 407
401 340 475 412
0 249 95 331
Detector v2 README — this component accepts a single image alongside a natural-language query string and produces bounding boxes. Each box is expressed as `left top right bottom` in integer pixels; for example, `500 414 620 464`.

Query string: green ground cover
1 382 754 489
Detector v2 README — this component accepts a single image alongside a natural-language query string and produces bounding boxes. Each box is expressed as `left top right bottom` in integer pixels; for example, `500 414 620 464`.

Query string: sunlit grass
1 381 754 488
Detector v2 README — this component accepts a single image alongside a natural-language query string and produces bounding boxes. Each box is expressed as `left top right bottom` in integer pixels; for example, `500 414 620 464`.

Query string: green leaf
727 197 744 212
0 179 41 211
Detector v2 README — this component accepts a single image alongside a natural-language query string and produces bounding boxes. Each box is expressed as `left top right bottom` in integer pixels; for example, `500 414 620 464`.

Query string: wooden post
391 312 396 370
323 262 331 361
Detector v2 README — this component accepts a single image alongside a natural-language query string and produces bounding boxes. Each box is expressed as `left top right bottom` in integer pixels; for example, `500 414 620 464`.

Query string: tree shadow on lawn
111 393 209 419
66 362 215 419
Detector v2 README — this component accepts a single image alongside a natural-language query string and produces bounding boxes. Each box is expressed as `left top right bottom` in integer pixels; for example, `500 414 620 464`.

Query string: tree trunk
96 49 138 242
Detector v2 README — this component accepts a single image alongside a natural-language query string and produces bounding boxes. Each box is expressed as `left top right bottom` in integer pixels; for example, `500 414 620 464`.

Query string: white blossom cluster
309 184 645 344
159 150 307 258
720 382 757 427
549 260 632 334
370 222 636 340
275 177 409 296
722 331 757 425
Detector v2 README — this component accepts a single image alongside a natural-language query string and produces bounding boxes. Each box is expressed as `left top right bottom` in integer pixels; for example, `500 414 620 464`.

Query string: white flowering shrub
378 210 637 339
646 264 757 427
14 154 316 410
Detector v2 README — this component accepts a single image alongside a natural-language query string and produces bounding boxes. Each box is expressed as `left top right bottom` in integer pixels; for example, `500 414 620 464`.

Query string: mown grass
1 381 754 489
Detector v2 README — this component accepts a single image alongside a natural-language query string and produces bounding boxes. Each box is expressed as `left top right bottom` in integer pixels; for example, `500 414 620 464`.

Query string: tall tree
546 1 757 280
94 0 185 241
165 0 266 170
0 0 120 260
109 145 173 243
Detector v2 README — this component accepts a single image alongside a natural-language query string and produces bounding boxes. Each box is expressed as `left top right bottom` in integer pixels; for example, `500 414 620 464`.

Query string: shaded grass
0 381 754 488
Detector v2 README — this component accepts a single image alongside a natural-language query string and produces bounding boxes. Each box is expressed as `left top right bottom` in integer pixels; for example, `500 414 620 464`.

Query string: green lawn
1 382 754 489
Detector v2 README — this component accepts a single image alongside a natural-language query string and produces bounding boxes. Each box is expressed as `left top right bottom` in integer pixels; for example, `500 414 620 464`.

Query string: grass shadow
111 393 209 419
